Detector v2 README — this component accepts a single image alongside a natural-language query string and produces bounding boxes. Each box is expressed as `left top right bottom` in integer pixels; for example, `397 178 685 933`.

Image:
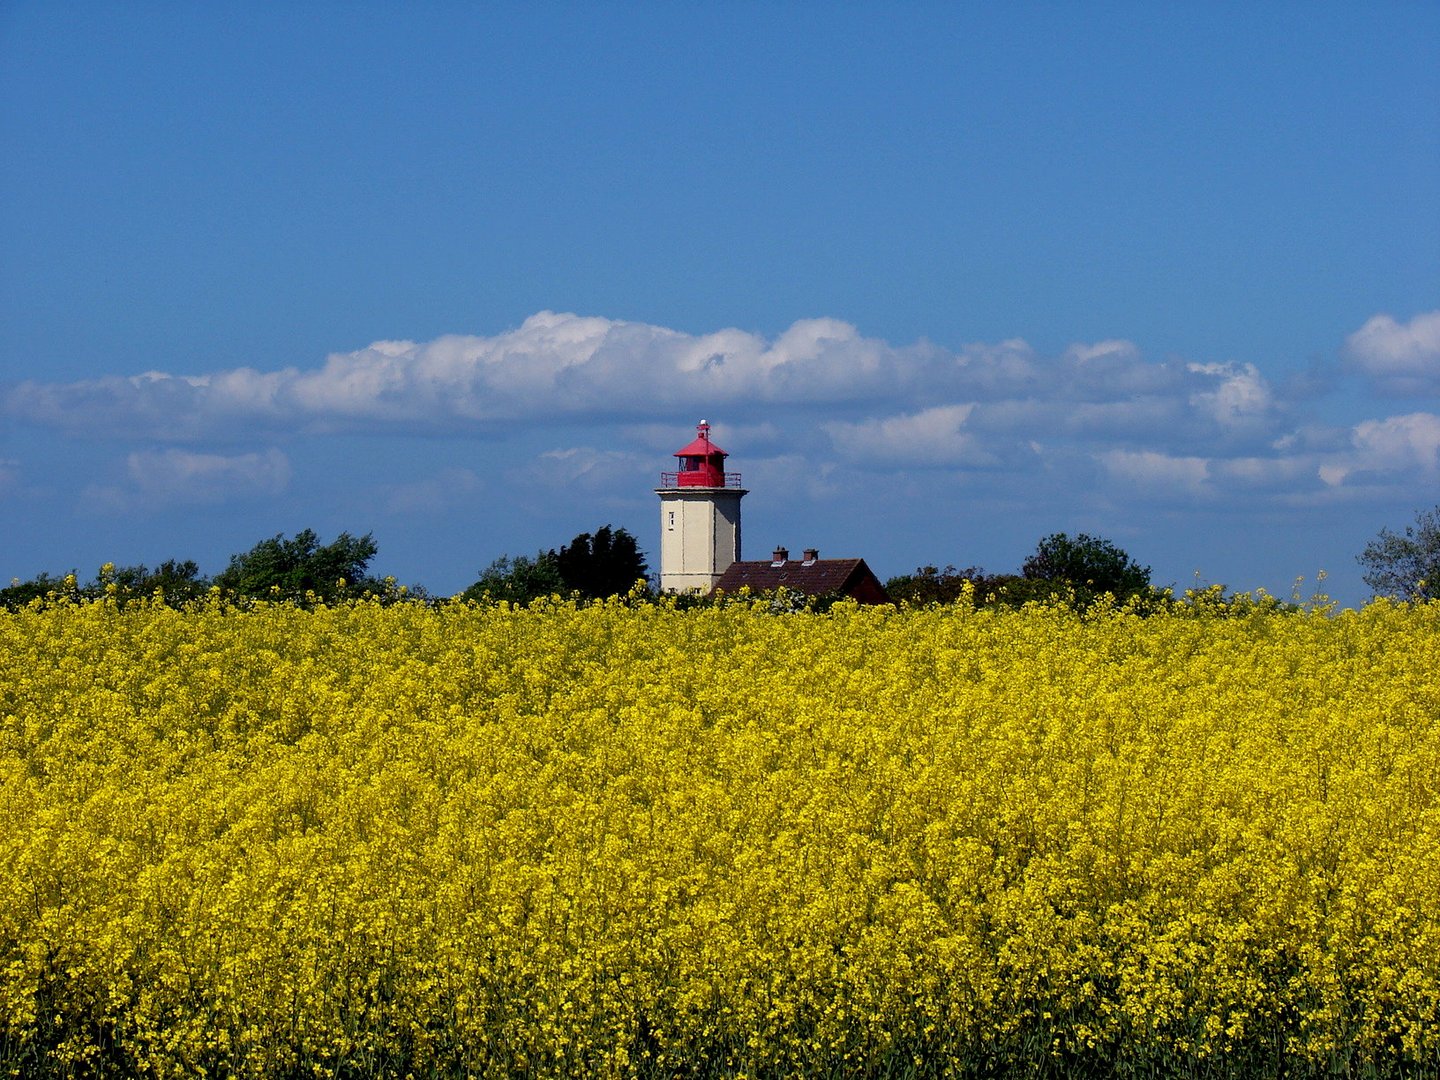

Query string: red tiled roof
712 558 890 604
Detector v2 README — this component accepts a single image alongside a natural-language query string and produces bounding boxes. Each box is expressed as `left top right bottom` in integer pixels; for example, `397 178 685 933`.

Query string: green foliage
884 566 1112 611
462 551 565 605
553 525 649 600
103 559 211 605
465 525 649 604
884 565 978 605
213 529 380 604
1022 532 1153 603
890 535 1156 612
0 572 80 610
1359 506 1440 601
883 567 1050 610
1 561 210 610
970 573 1077 609
1173 582 1303 618
2 549 413 611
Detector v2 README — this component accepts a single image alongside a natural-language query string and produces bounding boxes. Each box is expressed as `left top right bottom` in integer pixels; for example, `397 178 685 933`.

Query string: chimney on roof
771 546 789 566
802 548 819 564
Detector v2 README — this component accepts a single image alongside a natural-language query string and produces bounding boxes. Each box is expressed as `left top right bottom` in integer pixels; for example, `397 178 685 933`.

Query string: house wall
843 570 892 605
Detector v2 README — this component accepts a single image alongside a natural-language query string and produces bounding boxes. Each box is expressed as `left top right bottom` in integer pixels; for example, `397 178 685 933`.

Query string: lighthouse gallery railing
659 472 744 488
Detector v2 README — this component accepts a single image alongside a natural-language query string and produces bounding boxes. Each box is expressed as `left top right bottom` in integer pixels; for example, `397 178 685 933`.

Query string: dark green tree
1358 506 1440 601
885 565 981 605
553 525 649 600
1022 532 1152 603
884 564 1090 609
0 571 80 609
462 551 565 605
970 573 1070 609
214 529 379 603
105 559 210 605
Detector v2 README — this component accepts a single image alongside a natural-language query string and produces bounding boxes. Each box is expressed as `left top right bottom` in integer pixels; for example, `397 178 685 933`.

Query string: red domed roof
673 420 726 459
673 433 726 458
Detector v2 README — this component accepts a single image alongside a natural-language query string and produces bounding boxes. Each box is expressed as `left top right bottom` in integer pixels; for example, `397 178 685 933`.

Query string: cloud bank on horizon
4 309 1437 516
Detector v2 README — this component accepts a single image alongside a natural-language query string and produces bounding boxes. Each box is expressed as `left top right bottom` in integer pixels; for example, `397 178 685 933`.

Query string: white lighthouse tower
656 420 747 592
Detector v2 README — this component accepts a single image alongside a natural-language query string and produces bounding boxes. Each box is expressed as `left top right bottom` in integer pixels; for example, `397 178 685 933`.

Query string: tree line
883 532 1157 610
4 506 1436 611
887 507 1439 610
0 525 649 610
1 529 386 610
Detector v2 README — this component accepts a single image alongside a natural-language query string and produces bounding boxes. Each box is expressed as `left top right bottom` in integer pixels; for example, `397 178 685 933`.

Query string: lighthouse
656 420 747 592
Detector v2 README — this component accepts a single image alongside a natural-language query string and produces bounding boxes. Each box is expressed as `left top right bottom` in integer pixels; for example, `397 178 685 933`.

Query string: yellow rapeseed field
1 591 1437 1077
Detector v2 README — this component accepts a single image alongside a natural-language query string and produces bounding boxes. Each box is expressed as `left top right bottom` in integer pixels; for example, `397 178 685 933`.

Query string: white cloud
380 467 484 516
1061 339 1187 402
1318 412 1440 487
12 310 1433 526
83 448 291 512
742 452 844 501
1 313 1046 440
524 447 651 491
1344 311 1440 396
1066 339 1141 365
1211 456 1313 489
1098 449 1210 494
950 338 1040 394
2 313 1301 461
1187 361 1274 428
1063 399 1184 438
825 404 998 467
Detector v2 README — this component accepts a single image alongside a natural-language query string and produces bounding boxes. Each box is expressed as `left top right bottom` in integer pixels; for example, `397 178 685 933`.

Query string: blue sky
2 2 1438 605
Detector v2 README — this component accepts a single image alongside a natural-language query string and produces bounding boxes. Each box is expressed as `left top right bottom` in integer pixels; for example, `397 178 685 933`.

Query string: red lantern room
661 419 741 488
